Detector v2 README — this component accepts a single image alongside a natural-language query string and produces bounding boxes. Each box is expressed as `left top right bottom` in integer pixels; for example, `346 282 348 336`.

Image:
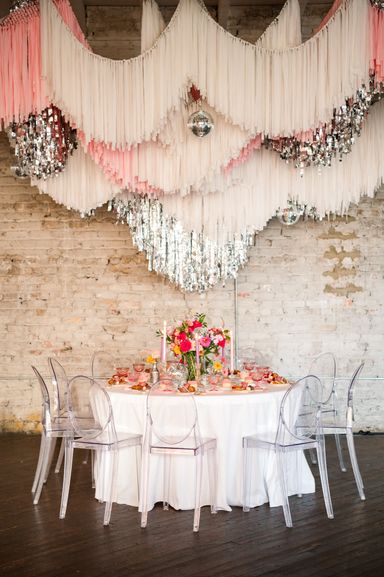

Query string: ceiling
0 0 334 18
0 0 334 40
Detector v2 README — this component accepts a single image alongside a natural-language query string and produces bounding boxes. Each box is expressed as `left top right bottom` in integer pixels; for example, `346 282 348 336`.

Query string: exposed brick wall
1 130 383 432
1 1 383 433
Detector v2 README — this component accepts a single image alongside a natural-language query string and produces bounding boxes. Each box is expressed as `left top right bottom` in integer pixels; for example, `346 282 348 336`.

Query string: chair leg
309 448 317 465
346 429 365 500
44 438 57 482
242 440 253 512
33 437 54 505
140 451 150 528
55 438 65 474
207 447 217 514
91 451 95 489
335 433 347 472
103 450 118 526
32 432 46 494
316 439 334 519
296 451 303 497
163 455 171 510
193 451 203 532
276 450 292 528
59 441 74 519
135 445 141 504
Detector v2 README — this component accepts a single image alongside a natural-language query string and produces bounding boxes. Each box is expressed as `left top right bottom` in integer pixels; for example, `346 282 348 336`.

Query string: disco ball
187 109 214 137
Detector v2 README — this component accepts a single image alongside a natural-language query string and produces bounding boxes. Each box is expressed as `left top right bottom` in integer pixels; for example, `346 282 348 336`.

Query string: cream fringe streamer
158 99 384 240
258 0 301 49
141 0 165 53
41 0 371 147
31 145 120 213
82 0 301 196
30 0 301 213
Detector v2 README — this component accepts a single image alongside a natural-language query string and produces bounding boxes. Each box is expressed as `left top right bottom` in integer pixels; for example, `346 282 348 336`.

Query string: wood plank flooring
0 433 383 577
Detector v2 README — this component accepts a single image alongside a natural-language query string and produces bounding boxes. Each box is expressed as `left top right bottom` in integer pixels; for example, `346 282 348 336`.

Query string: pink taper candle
229 330 234 373
161 320 167 363
195 338 200 372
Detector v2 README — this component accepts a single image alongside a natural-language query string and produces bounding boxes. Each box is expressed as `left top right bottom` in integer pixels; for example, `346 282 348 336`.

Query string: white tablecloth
94 385 315 511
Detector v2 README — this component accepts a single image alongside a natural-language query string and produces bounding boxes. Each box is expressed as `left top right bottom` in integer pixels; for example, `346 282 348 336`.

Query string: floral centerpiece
160 313 230 381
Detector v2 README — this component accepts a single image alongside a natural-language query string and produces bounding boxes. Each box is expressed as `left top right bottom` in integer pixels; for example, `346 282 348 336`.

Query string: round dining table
94 384 315 512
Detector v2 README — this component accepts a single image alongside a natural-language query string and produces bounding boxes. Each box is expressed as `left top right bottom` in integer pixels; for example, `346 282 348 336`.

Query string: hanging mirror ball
277 206 302 226
187 110 214 137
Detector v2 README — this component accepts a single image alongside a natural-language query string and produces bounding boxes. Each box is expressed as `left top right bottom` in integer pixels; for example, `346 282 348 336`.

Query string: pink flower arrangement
161 313 230 380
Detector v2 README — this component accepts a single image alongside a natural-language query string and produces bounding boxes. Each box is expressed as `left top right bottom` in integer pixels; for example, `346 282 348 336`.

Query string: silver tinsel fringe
110 195 254 293
265 76 384 174
9 0 37 13
8 106 77 180
370 1 384 9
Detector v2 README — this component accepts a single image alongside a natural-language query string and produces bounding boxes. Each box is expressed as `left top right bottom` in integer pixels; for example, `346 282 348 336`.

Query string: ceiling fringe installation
2 0 384 291
40 0 371 146
111 194 254 293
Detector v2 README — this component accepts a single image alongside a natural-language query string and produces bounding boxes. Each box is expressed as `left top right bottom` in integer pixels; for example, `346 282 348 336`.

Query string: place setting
104 313 290 396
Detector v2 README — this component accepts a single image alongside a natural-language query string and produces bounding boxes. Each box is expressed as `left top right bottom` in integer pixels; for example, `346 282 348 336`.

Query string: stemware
116 367 130 378
243 359 257 372
133 362 145 373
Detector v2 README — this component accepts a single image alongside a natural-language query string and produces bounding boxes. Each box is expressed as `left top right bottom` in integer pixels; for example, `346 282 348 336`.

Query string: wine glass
133 362 145 373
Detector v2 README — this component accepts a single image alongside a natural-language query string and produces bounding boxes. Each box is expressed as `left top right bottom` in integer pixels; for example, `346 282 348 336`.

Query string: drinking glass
133 362 145 373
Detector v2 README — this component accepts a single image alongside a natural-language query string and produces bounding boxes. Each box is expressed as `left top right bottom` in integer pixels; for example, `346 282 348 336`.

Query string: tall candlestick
195 338 201 381
161 320 167 363
229 330 234 374
195 338 200 370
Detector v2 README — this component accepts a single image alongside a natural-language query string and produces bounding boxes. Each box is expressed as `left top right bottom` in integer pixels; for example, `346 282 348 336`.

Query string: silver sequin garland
110 195 254 293
9 0 37 12
8 106 77 179
370 1 384 9
265 76 384 174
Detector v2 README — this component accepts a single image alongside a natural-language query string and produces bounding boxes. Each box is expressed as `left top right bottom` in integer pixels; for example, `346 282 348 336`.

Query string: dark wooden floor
0 433 383 577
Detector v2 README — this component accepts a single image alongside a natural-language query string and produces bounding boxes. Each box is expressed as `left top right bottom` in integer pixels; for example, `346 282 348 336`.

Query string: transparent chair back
91 351 117 383
243 375 333 527
308 352 336 404
277 375 323 446
61 375 142 526
32 366 53 431
147 382 199 447
68 375 116 443
31 366 69 504
346 362 365 427
48 357 69 418
239 347 267 371
141 382 217 531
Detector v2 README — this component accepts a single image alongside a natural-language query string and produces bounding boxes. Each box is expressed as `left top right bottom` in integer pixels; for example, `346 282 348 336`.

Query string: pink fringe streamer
0 0 89 126
1 0 383 196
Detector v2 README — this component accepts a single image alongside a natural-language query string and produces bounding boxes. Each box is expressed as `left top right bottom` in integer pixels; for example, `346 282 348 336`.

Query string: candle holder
150 360 160 385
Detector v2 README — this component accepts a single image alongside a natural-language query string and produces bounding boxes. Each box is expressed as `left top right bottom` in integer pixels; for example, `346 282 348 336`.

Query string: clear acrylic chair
243 375 334 528
91 351 117 383
60 375 142 526
31 366 71 505
319 362 366 500
140 381 217 532
309 352 337 405
48 357 70 474
308 352 345 469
